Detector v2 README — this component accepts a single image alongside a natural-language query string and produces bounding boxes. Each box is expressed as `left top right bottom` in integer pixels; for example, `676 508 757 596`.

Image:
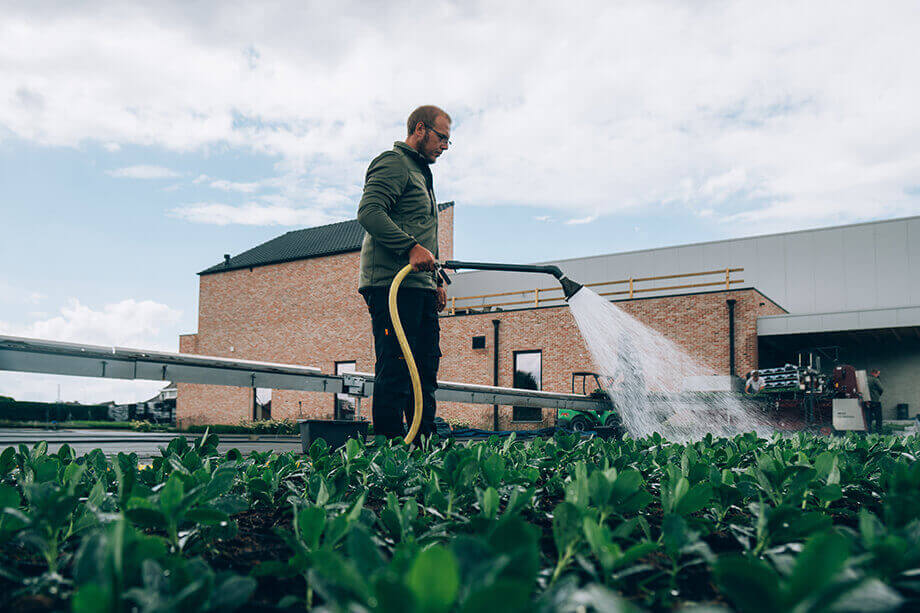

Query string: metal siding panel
873 222 909 308
757 316 788 335
843 226 878 310
727 239 758 286
809 229 847 313
783 233 818 313
819 311 862 331
907 219 920 305
753 236 789 310
896 306 920 326
857 309 899 329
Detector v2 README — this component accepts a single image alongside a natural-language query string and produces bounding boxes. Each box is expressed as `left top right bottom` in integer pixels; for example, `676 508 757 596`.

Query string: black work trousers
865 401 883 433
361 286 440 441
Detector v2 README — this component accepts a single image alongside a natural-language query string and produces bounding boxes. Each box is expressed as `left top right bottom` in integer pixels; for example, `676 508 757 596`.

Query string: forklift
556 371 623 432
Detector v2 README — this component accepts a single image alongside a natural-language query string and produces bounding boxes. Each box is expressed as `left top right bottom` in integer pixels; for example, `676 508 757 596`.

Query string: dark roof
200 202 454 275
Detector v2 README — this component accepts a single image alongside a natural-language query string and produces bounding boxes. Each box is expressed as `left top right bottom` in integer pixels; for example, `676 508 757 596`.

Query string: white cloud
0 1 918 226
1 298 181 349
0 298 183 403
208 178 261 193
169 202 339 226
565 215 598 225
0 281 46 305
534 215 554 222
106 164 181 179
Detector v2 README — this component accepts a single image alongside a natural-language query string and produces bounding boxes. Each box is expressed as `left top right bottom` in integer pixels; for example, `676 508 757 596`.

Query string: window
255 388 272 420
513 350 543 422
335 361 357 420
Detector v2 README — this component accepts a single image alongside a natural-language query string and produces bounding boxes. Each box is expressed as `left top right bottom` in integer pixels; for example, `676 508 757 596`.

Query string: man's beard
422 133 436 163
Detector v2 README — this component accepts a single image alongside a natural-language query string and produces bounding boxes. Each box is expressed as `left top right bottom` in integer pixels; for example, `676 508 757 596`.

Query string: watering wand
389 260 585 444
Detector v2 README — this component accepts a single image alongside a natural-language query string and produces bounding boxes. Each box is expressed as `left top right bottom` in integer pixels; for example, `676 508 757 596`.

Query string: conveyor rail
0 335 607 412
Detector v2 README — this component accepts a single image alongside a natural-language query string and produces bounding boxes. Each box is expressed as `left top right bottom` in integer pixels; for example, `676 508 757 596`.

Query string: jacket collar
394 141 431 169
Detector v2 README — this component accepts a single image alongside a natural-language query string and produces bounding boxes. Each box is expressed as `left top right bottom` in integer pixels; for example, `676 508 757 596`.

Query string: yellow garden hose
389 264 424 444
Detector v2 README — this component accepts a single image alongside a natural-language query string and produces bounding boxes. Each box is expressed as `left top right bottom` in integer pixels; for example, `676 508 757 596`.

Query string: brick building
177 201 786 429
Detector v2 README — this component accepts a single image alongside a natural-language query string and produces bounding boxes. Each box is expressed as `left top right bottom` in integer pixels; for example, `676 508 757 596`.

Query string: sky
1 1 919 403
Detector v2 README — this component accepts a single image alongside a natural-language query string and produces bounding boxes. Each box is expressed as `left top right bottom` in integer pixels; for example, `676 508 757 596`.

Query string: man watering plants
356 105 451 442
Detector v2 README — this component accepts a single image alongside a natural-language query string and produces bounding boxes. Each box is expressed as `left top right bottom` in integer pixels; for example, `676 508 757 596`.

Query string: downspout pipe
492 319 500 431
726 299 736 377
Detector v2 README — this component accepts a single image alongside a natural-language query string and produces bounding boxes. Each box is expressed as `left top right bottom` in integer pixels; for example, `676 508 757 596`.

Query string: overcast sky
2 1 919 403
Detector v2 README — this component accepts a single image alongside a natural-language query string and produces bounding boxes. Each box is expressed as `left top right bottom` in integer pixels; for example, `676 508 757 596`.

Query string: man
745 371 765 394
357 105 451 442
866 368 884 433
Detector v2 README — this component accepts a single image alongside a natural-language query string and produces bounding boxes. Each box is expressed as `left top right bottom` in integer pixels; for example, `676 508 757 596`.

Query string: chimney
223 254 231 267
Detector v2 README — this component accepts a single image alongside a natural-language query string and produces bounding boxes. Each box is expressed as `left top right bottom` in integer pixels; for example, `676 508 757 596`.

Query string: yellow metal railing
446 267 744 315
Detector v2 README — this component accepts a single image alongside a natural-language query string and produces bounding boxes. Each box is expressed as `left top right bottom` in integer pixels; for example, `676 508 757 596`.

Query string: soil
207 507 304 610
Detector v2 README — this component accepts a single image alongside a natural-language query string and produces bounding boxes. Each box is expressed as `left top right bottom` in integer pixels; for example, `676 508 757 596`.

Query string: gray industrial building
450 215 920 418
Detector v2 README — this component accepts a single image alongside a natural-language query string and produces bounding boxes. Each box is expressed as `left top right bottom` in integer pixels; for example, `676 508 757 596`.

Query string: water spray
390 260 586 443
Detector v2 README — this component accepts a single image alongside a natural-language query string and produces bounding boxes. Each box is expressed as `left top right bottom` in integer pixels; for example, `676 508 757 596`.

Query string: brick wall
177 247 783 428
437 205 453 261
434 288 785 429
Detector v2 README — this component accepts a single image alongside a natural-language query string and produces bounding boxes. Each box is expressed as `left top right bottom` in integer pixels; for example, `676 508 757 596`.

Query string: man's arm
357 152 416 253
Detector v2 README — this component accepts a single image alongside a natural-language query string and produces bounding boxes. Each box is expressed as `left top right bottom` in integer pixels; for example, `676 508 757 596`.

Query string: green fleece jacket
357 142 441 290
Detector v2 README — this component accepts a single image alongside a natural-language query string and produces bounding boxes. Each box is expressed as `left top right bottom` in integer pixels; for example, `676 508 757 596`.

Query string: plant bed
1 429 918 611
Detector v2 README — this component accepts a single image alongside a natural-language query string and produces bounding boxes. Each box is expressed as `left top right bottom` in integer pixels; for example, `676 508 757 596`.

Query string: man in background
745 371 765 394
866 368 884 433
357 105 451 442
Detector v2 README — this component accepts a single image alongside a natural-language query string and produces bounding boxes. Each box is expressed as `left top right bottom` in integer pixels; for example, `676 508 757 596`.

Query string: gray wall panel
842 226 877 310
874 222 909 308
450 216 920 317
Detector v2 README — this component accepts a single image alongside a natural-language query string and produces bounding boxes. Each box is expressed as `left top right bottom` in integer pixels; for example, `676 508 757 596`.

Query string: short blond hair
407 105 451 136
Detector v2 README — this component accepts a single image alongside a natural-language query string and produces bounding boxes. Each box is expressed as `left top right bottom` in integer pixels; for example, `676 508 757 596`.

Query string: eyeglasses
424 123 451 146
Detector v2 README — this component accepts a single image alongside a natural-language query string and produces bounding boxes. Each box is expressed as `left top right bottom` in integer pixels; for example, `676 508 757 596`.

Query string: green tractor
557 372 622 433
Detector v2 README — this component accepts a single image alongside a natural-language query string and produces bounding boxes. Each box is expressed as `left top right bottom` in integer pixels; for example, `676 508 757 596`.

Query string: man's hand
409 244 436 272
436 286 447 312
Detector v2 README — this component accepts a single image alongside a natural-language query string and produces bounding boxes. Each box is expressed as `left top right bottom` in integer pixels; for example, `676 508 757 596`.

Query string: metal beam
0 335 607 413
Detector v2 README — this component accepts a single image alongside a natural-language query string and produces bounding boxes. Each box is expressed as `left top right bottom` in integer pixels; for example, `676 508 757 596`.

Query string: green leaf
611 469 642 501
713 555 781 613
297 506 325 550
185 508 230 526
125 507 167 530
205 467 237 499
209 575 257 610
347 527 385 577
784 531 850 605
0 484 20 509
676 483 712 516
479 487 499 519
481 455 505 487
814 452 836 480
489 517 540 582
552 502 583 555
817 483 843 505
460 579 531 613
72 583 113 613
588 471 613 507
159 473 184 516
407 545 460 613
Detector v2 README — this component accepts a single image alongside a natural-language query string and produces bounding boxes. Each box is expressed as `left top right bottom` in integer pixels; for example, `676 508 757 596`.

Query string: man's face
418 115 450 163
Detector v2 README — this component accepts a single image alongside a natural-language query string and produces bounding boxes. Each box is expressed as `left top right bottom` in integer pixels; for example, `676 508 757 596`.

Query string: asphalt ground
0 428 303 458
